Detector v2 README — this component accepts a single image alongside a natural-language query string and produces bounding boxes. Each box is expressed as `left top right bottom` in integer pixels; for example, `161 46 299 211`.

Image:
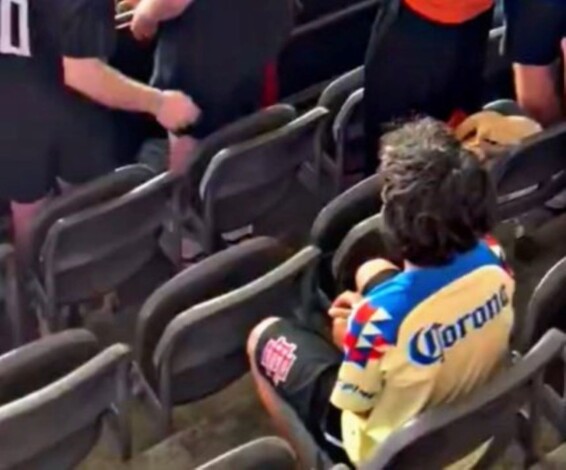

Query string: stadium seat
315 68 364 195
516 256 566 353
196 437 297 470
0 244 22 351
0 329 132 468
173 105 297 257
178 107 328 255
310 174 381 302
134 239 320 437
362 329 566 469
493 123 566 223
259 329 566 469
31 171 173 331
27 164 156 274
332 213 401 293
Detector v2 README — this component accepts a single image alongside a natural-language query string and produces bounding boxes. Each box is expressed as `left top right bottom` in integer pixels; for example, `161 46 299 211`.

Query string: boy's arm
330 299 393 415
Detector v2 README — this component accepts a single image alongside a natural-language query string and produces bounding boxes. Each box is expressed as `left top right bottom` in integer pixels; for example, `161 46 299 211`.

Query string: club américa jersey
330 237 514 465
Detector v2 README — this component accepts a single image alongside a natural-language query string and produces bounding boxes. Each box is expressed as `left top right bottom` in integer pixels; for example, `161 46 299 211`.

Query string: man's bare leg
168 132 198 175
11 198 48 266
513 63 562 126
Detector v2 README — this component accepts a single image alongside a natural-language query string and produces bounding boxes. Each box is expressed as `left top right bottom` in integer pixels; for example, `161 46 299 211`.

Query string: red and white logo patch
261 336 297 386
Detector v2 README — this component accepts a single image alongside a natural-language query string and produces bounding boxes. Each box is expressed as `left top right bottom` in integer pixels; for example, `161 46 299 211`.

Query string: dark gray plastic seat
516 256 566 440
332 213 401 294
314 67 364 195
174 105 298 255
0 329 131 469
0 244 21 352
27 164 156 275
309 174 381 301
361 329 566 469
33 170 174 331
178 107 328 254
136 239 320 437
517 256 566 353
493 123 566 222
196 437 297 470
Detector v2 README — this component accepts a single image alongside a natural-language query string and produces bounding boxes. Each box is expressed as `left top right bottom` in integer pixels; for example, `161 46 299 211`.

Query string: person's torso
0 0 64 88
154 0 291 93
402 0 494 24
341 242 514 462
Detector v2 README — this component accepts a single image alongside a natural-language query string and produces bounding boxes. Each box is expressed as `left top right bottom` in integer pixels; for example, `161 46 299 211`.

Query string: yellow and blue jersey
330 239 515 464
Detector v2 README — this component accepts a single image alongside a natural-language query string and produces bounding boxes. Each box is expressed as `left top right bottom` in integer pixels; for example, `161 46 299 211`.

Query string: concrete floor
77 207 566 469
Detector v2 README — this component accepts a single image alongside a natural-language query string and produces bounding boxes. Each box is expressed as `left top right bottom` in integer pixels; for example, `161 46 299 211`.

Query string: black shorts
0 88 114 203
363 1 492 174
254 318 349 463
507 0 566 66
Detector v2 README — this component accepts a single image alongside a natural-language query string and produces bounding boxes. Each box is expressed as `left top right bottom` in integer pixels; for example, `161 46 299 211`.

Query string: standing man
363 0 494 175
130 0 292 173
507 0 566 126
0 0 199 262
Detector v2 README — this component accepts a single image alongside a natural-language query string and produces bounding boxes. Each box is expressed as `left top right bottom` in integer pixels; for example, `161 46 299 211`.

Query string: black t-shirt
0 0 116 92
153 0 292 97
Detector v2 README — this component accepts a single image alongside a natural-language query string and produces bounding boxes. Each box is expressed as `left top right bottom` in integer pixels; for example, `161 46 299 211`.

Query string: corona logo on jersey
409 285 510 366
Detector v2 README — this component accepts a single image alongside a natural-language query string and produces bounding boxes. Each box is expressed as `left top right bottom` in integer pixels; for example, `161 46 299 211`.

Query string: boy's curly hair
379 118 496 266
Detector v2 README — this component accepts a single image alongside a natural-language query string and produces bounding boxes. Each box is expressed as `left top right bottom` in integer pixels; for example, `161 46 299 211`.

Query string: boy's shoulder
354 240 510 344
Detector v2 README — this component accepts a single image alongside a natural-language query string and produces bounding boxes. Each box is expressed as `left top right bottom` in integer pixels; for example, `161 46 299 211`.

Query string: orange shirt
403 0 493 24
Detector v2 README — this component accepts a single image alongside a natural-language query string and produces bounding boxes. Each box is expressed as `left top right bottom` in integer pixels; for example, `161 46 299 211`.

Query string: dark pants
363 1 493 175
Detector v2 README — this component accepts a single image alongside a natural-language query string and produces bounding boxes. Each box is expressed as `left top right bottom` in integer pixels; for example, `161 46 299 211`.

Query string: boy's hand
332 317 348 349
328 290 362 320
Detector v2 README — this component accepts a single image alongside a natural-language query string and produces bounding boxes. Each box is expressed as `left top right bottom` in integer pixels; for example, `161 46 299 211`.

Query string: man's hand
131 5 158 41
328 290 362 320
154 90 200 132
117 0 141 13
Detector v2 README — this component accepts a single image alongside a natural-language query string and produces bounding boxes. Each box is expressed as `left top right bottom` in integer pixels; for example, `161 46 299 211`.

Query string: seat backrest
197 437 297 470
518 256 566 353
135 237 290 386
153 245 320 405
364 329 566 470
200 107 329 234
332 88 365 163
179 104 297 211
0 329 99 406
41 172 174 306
27 165 155 274
316 68 364 159
310 174 381 297
493 123 566 221
332 213 401 293
0 244 21 352
0 336 130 470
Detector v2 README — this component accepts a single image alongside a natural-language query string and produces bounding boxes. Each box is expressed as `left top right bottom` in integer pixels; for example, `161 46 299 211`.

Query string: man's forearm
137 0 194 22
63 57 162 115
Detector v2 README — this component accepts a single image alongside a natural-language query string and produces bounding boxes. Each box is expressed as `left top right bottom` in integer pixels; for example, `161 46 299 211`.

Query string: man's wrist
148 89 165 116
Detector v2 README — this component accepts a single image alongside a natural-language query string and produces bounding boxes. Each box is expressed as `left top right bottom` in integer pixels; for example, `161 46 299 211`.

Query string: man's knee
247 317 282 360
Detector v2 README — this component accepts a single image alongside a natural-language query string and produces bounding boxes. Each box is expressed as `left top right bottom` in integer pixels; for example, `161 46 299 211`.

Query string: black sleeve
61 0 116 59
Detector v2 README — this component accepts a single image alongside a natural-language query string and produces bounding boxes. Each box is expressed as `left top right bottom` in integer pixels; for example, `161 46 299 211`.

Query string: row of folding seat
2 211 566 468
